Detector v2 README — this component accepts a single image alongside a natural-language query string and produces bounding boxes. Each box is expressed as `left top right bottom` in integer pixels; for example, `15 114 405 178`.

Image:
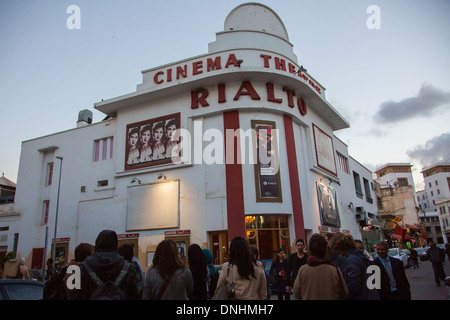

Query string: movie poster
316 182 341 228
125 113 180 171
252 120 282 202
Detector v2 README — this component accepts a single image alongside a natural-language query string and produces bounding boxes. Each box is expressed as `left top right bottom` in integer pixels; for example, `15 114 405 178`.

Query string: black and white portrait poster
125 113 180 171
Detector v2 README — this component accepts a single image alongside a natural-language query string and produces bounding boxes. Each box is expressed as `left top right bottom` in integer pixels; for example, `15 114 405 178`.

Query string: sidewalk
406 259 450 300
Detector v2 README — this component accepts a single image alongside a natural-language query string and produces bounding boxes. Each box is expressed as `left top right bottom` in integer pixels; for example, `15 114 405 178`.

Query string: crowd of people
38 229 448 300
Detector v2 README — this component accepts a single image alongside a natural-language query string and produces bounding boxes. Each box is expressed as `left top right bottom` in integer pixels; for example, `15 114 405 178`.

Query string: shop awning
391 234 402 240
406 224 421 232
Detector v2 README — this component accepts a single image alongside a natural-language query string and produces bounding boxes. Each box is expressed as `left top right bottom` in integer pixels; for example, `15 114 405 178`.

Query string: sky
1 0 449 191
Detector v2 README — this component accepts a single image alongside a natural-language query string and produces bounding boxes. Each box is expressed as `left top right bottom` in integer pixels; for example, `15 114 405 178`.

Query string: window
93 137 114 162
437 189 440 195
431 191 434 196
46 162 54 186
435 180 438 186
397 178 408 187
336 152 349 174
42 200 50 224
363 178 373 203
353 171 363 198
97 180 109 187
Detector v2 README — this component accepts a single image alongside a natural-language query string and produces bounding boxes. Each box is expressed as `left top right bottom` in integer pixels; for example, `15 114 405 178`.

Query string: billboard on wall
125 113 180 171
316 182 341 228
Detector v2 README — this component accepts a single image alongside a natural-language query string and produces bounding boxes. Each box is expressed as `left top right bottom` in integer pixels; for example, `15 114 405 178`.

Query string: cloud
407 132 450 167
374 84 450 123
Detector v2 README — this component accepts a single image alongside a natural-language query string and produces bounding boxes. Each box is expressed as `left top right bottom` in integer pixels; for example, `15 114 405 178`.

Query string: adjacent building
2 3 381 273
416 161 450 244
375 163 421 247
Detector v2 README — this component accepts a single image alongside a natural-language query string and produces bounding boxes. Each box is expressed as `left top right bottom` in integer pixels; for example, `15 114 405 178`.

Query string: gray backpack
84 262 130 300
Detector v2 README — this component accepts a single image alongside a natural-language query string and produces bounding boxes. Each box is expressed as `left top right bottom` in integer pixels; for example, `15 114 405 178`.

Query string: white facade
420 161 450 212
375 163 416 191
2 3 379 270
435 198 450 243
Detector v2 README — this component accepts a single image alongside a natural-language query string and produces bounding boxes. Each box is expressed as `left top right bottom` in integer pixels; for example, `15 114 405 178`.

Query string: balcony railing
0 195 14 205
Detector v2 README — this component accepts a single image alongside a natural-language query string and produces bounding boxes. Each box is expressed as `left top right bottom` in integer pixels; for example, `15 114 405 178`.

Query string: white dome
224 3 289 41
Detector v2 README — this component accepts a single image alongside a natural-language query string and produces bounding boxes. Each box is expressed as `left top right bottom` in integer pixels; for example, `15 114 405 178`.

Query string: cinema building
3 3 380 271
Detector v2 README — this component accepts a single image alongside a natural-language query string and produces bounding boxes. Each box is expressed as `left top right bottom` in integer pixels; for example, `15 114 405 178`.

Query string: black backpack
43 266 68 300
84 262 130 300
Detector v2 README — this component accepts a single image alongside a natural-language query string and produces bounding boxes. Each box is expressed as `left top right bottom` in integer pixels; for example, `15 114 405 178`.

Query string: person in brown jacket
215 237 267 300
294 234 348 300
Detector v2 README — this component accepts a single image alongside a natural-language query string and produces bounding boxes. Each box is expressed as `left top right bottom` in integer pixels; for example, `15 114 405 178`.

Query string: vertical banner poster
252 120 282 202
316 182 341 228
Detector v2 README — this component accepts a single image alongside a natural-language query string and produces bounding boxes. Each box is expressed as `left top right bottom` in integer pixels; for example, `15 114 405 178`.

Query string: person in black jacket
372 241 411 300
74 230 139 300
426 240 446 286
286 239 308 294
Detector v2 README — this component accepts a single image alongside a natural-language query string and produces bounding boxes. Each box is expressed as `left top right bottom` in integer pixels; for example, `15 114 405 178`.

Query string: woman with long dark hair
188 244 207 300
215 236 267 300
142 240 193 300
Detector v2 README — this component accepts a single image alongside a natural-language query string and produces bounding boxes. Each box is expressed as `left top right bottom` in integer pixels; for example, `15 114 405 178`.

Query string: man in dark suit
372 241 411 300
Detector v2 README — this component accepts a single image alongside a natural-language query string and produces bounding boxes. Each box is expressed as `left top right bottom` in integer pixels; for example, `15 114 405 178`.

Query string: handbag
335 266 347 300
212 263 236 300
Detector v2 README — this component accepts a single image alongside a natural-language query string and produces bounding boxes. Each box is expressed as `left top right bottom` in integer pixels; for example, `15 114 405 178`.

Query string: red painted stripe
283 115 305 239
223 110 246 240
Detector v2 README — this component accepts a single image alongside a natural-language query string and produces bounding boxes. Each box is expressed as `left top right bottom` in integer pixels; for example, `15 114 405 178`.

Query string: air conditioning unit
355 213 366 222
355 206 365 214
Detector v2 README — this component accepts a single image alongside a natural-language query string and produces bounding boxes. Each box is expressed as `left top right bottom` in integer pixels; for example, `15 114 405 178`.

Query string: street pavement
406 259 450 300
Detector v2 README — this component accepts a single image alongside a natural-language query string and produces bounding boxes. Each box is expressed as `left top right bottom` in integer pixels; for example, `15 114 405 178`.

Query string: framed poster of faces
125 113 180 171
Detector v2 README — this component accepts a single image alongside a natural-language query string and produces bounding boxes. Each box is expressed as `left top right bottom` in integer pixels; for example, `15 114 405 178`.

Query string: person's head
249 246 259 263
95 230 118 253
324 233 334 242
328 232 356 256
295 239 305 254
275 248 286 263
165 119 177 140
75 243 94 262
188 244 206 267
229 236 255 280
428 240 435 248
118 244 134 262
47 258 54 266
153 122 164 142
153 239 184 280
128 127 139 147
354 239 365 252
202 248 214 266
140 125 151 146
376 241 389 259
308 234 328 259
19 257 26 265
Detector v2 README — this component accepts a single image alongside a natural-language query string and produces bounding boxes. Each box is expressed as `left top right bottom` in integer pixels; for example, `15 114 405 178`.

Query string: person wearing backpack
75 230 139 300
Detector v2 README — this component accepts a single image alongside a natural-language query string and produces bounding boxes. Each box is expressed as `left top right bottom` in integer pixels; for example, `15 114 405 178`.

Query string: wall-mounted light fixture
158 173 167 181
131 177 141 184
348 202 354 211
